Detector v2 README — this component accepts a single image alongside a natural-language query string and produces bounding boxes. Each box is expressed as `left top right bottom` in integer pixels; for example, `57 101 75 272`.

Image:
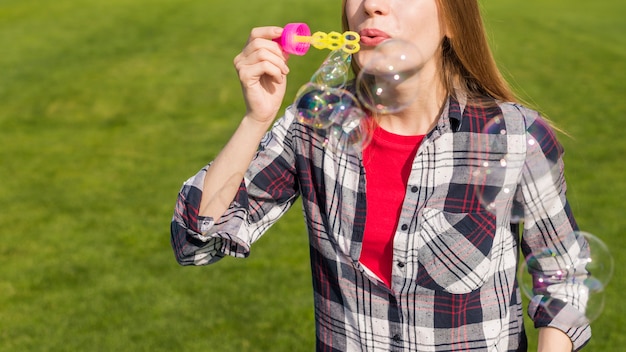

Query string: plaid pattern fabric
171 95 591 351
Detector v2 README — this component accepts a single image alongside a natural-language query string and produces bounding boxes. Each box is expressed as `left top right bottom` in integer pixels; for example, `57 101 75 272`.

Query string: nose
362 0 389 16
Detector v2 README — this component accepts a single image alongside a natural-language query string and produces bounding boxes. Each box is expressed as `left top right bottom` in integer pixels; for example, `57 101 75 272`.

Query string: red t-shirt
361 126 425 287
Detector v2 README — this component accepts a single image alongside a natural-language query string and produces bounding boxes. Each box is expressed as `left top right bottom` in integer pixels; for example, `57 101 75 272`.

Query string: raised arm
200 26 290 219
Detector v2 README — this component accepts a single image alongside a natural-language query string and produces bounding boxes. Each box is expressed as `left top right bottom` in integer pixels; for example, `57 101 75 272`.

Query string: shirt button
401 224 408 231
397 261 405 268
410 186 418 193
392 334 402 342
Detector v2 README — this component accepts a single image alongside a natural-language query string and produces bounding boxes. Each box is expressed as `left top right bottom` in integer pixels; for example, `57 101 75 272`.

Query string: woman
171 0 590 350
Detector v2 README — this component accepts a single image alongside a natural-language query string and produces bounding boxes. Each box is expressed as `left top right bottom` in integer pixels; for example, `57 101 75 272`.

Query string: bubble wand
275 23 360 56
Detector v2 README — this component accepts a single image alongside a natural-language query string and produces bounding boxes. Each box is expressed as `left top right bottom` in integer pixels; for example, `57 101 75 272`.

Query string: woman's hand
234 26 290 125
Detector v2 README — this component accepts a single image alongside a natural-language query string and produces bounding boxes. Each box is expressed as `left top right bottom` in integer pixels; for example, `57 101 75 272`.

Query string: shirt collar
434 94 464 134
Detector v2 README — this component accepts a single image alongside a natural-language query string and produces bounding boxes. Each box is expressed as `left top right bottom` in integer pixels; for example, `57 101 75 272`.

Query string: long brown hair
341 0 517 103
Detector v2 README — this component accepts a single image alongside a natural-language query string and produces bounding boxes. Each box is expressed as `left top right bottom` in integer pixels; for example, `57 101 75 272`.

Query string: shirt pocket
416 207 496 294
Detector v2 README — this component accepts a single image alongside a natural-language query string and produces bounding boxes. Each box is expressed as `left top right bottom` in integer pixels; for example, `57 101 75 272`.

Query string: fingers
234 26 290 80
245 26 285 55
248 27 283 43
235 57 287 89
234 51 289 84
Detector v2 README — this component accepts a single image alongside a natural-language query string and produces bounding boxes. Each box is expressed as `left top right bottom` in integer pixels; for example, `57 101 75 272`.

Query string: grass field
0 0 624 350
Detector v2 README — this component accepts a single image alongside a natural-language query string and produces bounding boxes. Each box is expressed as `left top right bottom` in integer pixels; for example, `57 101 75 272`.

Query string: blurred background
0 0 623 350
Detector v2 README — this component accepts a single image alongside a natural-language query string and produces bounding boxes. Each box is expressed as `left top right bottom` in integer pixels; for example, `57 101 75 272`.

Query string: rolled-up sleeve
519 109 591 350
170 167 252 265
170 110 300 266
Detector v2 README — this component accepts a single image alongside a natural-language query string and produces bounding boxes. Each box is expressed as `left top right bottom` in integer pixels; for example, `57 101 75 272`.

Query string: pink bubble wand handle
275 23 312 56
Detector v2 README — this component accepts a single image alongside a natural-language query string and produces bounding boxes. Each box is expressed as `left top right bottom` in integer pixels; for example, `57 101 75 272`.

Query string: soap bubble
473 115 562 223
472 115 525 222
294 83 345 129
574 231 614 287
324 92 373 153
293 83 372 153
356 39 424 114
294 49 374 153
517 231 614 326
310 50 352 88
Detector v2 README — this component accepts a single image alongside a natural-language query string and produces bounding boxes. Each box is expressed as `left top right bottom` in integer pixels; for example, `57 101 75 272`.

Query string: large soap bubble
517 231 614 326
356 39 425 115
473 115 562 224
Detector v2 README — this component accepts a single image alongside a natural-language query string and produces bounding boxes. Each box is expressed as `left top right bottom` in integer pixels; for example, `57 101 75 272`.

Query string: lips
358 28 391 47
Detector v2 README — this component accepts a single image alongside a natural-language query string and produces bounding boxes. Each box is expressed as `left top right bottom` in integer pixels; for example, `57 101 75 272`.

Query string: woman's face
345 0 447 70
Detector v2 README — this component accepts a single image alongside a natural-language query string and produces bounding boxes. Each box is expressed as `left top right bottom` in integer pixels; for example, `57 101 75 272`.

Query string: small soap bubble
324 92 373 153
294 83 344 129
356 39 424 114
310 50 352 88
517 231 614 326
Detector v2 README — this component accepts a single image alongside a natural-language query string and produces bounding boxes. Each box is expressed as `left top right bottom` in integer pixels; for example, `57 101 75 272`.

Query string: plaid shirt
171 95 591 351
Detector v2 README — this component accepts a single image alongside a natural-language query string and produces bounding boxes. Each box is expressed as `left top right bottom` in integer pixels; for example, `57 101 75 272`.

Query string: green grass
0 0 623 350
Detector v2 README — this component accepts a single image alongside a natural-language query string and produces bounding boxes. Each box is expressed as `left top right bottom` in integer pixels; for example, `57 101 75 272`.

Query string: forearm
538 327 573 352
200 115 274 219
